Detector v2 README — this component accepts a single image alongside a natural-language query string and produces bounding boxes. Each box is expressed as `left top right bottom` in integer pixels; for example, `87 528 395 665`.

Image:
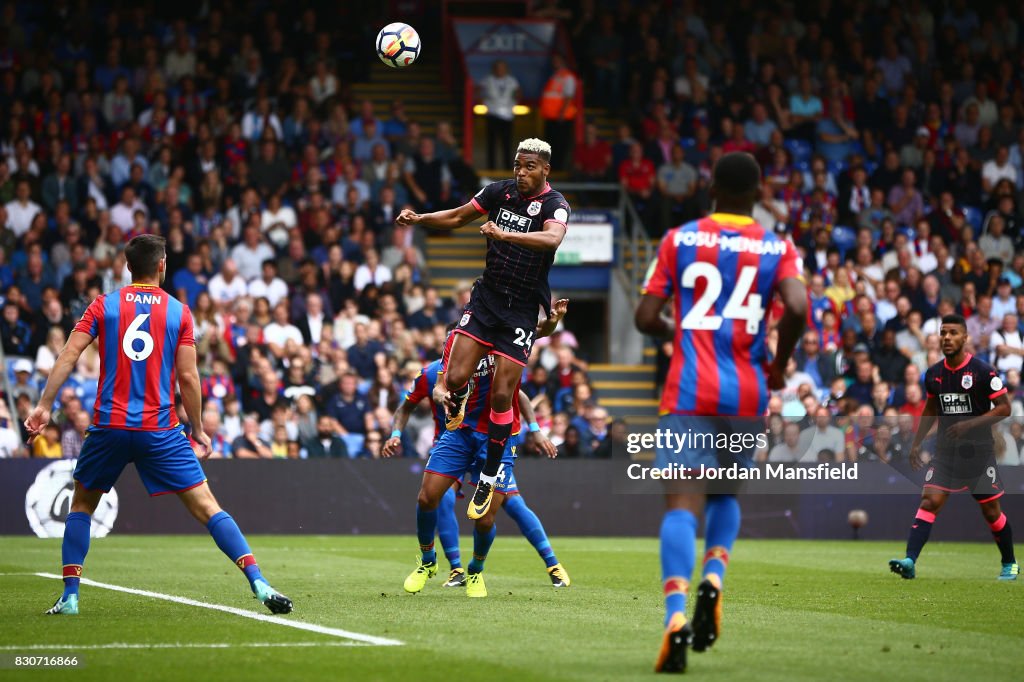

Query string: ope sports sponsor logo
497 208 531 233
672 230 790 255
939 393 973 414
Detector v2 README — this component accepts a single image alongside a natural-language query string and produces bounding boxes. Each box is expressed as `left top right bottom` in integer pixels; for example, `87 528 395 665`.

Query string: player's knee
417 489 439 511
69 501 96 515
190 502 222 525
489 387 514 411
979 501 1002 521
919 498 941 514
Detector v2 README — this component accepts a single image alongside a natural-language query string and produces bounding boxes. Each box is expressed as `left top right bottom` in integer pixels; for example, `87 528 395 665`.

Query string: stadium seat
963 206 983 231
794 159 811 173
784 139 812 163
680 137 696 151
831 225 857 257
864 160 878 176
897 226 916 242
827 159 847 177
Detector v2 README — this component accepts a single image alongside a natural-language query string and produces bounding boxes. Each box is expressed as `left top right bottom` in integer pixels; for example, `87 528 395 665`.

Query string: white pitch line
33 573 403 647
0 642 365 651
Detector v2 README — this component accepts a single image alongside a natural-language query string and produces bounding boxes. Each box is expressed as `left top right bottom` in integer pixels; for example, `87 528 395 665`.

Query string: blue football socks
61 511 91 599
504 495 558 568
660 509 697 626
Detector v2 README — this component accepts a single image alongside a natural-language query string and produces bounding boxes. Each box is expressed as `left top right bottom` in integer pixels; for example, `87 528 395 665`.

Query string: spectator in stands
801 406 846 463
231 225 276 282
0 300 30 356
326 371 371 454
764 422 805 463
887 168 924 227
656 145 698 228
346 323 383 379
403 137 451 213
232 415 274 458
556 425 587 458
208 258 248 310
572 123 612 181
540 53 578 170
304 415 349 458
5 179 40 238
479 59 519 169
619 142 656 230
247 259 288 308
991 313 1024 375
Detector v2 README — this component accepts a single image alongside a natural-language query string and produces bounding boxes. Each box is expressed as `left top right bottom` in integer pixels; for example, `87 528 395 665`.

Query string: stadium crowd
555 0 1024 465
0 2 611 460
3 0 1024 466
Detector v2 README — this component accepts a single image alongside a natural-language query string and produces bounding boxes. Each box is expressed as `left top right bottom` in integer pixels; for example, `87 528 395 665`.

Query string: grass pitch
0 536 1020 681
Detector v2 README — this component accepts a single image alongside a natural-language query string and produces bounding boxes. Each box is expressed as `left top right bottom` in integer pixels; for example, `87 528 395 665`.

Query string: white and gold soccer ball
376 22 421 68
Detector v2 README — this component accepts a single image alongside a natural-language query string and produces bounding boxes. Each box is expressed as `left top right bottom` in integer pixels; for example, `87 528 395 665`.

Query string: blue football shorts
425 428 520 494
74 425 207 496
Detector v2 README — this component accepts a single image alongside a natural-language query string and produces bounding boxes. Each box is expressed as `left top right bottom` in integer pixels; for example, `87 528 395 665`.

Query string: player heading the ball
396 138 569 522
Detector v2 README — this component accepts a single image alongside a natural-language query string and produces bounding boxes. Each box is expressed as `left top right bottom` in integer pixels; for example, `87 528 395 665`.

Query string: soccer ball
376 22 421 68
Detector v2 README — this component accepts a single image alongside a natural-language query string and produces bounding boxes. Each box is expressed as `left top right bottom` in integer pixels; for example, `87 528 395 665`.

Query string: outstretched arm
24 331 94 438
396 202 482 231
481 219 566 251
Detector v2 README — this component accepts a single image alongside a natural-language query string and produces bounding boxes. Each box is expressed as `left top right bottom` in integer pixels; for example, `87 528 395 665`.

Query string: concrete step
423 258 488 268
425 246 488 257
589 363 656 380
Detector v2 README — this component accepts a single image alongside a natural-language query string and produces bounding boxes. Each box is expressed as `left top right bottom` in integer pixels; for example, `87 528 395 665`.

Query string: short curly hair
516 138 552 162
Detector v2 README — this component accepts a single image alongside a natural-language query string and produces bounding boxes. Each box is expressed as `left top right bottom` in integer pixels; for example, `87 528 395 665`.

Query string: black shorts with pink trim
923 452 1004 501
453 281 539 367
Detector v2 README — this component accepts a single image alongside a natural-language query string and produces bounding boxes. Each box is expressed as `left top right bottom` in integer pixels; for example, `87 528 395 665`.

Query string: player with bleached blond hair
396 138 570 527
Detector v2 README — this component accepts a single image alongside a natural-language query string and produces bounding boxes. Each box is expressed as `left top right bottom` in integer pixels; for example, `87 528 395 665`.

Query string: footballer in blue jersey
383 300 571 596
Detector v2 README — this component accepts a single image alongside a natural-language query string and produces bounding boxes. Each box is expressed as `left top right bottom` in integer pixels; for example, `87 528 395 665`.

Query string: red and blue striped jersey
440 330 520 434
73 284 195 430
642 213 802 416
405 360 447 442
404 335 522 439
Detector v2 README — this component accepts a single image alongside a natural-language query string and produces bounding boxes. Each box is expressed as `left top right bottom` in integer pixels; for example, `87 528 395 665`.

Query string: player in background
635 153 807 673
25 235 292 616
384 363 566 592
386 302 570 597
396 138 569 521
890 314 1018 581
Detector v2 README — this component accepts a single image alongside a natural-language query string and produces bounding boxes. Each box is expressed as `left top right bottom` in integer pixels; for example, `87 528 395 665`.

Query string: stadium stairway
349 60 461 139
589 364 659 426
424 224 487 295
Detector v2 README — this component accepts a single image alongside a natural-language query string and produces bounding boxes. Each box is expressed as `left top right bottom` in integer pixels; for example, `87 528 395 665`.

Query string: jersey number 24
680 263 763 334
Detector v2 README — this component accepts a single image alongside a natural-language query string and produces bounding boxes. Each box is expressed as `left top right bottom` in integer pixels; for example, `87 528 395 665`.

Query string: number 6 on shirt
122 313 155 361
